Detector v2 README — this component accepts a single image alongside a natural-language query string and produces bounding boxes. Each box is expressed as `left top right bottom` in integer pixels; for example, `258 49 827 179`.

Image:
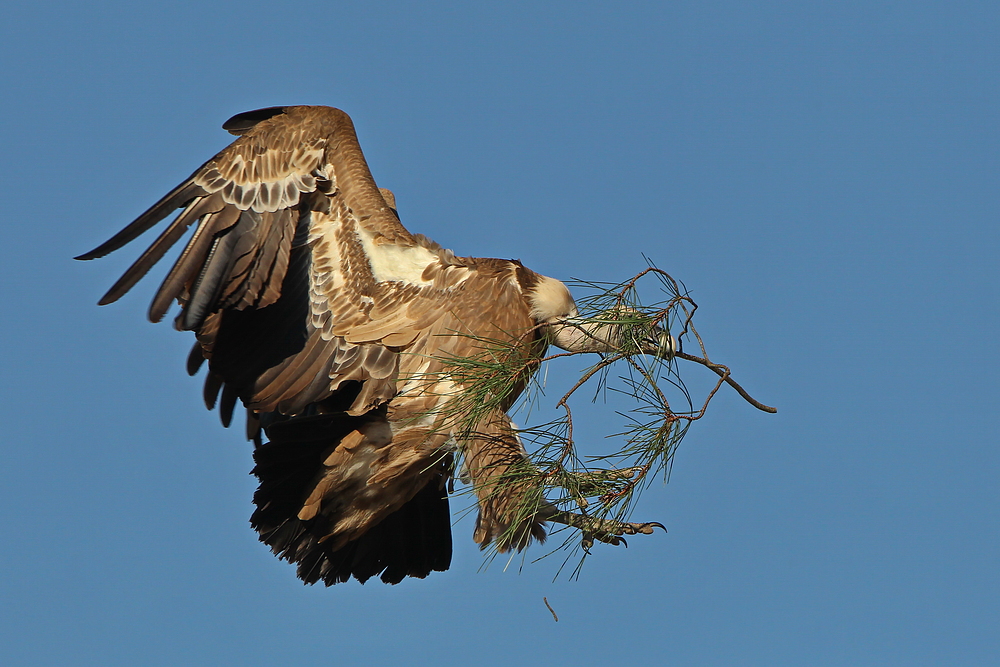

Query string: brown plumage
78 105 662 586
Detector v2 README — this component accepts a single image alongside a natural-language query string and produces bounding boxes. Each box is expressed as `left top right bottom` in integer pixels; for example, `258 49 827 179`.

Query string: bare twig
543 597 559 622
675 351 777 413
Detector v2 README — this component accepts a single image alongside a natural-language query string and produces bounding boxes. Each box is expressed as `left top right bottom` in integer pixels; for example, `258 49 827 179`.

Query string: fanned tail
250 412 453 585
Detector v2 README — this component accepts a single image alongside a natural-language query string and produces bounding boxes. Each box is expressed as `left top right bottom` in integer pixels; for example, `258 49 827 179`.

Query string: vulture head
548 310 677 358
528 275 676 358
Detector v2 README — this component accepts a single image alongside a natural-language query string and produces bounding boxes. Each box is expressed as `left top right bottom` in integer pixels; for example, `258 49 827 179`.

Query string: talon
626 521 665 535
544 509 666 549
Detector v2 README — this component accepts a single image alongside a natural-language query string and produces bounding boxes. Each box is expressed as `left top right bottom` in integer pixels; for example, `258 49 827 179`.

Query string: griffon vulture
77 106 674 585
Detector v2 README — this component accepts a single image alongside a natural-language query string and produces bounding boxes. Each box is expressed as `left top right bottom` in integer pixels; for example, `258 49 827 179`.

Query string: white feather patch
357 225 437 286
529 276 578 322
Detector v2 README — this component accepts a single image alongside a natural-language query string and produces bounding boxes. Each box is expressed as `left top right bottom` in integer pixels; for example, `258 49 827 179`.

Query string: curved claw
633 521 666 535
617 521 666 535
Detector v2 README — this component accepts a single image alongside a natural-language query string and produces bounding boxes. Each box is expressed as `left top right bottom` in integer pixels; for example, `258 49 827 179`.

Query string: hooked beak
642 331 677 360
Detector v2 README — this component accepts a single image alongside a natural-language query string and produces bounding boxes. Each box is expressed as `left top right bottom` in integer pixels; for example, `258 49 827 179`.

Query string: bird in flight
77 106 673 585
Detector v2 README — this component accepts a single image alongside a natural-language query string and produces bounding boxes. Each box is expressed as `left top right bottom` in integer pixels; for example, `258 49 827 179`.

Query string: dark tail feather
249 413 453 585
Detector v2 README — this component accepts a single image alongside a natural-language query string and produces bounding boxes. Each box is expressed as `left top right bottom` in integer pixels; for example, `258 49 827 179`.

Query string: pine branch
429 266 775 576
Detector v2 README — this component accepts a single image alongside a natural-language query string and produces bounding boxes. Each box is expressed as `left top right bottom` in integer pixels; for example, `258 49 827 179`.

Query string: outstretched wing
79 106 562 580
78 106 544 427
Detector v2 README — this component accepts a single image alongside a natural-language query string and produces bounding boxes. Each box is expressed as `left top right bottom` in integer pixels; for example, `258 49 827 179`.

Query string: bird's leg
536 504 664 549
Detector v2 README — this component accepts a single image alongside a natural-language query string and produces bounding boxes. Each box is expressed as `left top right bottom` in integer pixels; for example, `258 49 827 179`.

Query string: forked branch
674 351 777 413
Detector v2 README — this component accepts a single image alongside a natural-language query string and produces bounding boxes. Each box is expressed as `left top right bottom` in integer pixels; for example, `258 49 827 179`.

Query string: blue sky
2 2 998 665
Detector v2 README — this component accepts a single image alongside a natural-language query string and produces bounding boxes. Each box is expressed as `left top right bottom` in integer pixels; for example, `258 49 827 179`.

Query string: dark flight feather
75 181 205 261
